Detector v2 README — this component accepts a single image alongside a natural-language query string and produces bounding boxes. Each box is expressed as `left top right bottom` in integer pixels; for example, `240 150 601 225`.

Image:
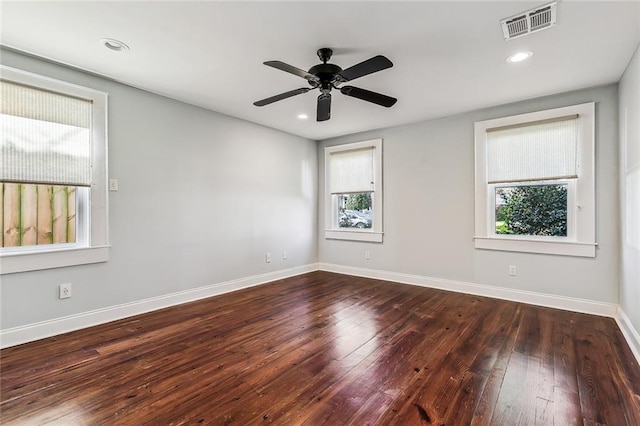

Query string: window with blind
325 139 383 242
0 65 109 274
474 103 596 257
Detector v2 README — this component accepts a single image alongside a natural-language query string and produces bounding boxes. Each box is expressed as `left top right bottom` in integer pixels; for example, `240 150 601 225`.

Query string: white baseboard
615 307 640 366
0 263 318 349
318 263 618 317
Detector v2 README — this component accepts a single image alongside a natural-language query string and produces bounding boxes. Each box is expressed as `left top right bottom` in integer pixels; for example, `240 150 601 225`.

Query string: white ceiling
1 1 639 140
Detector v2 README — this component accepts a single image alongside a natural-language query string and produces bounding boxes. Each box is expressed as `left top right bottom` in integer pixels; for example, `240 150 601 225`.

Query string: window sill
325 229 383 243
474 236 596 257
0 245 110 274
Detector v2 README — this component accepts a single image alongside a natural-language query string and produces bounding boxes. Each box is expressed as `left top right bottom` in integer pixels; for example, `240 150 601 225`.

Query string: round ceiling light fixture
100 38 130 52
297 113 309 120
506 51 533 63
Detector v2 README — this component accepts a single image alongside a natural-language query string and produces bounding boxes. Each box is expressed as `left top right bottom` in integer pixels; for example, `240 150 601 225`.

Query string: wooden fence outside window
1 183 76 247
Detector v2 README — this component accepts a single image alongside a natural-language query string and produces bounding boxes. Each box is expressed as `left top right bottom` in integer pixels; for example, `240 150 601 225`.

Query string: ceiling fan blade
340 86 397 108
264 61 319 82
253 87 311 107
338 55 393 82
317 93 331 121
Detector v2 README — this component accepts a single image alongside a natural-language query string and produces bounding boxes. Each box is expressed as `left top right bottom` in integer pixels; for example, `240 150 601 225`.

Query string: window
325 139 382 242
474 103 595 257
0 66 108 274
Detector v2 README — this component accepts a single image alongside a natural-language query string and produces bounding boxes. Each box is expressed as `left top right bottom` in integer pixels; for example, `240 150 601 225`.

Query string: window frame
0 65 109 274
324 139 383 243
474 103 596 257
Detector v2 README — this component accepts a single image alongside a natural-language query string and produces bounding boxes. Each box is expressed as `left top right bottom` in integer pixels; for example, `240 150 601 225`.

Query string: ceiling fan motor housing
308 63 343 89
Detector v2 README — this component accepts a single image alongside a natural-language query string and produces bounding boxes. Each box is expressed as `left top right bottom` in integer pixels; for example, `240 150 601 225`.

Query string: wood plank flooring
1 271 639 425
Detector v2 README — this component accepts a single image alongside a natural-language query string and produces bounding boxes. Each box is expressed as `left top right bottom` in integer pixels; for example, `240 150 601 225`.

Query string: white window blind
0 80 93 187
329 146 375 194
486 115 578 184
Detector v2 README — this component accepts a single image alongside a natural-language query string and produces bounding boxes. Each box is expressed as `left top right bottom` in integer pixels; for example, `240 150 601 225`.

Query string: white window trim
474 102 596 257
0 65 109 274
324 139 383 243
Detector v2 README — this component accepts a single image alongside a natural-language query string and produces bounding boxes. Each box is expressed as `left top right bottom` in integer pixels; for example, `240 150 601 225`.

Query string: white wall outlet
59 283 72 299
365 251 371 260
109 178 119 191
508 265 517 276
266 253 271 263
282 251 287 260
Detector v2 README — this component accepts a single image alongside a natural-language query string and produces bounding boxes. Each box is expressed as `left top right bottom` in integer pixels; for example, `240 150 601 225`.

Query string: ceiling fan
253 48 397 122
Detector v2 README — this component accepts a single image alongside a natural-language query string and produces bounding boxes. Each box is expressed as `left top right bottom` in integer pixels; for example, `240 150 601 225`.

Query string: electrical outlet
266 253 271 263
282 251 287 260
365 251 371 260
59 283 72 299
508 265 517 277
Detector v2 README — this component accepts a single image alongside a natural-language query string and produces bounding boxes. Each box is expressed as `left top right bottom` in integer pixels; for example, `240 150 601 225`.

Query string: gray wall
0 49 318 329
619 44 640 332
319 85 620 304
0 47 629 334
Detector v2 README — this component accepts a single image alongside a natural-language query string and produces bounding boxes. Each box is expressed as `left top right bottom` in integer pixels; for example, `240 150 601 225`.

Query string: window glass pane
1 182 77 247
495 184 567 236
336 193 373 229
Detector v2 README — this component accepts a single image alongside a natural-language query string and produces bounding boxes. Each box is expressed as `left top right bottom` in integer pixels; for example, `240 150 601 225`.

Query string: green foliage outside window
496 185 568 236
345 193 372 211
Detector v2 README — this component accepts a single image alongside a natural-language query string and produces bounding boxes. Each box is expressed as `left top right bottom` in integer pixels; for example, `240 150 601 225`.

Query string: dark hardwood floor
1 271 639 425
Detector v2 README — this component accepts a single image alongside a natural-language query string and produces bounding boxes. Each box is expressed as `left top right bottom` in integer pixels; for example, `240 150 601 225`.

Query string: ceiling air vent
501 2 557 40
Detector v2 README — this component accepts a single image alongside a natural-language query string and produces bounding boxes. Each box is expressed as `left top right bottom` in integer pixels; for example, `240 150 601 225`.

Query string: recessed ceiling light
100 38 130 52
297 114 308 120
507 51 533 63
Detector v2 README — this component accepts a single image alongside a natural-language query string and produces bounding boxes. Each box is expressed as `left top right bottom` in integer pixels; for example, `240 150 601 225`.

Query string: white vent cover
501 2 557 40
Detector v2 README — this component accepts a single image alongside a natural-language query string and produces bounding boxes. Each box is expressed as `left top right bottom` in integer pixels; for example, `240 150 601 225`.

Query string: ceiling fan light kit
254 48 397 122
